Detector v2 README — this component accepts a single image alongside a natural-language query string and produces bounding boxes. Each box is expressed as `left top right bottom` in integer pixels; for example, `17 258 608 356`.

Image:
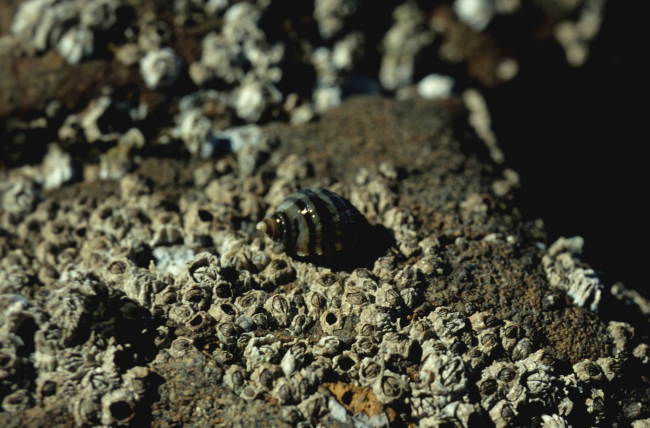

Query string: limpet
256 188 370 259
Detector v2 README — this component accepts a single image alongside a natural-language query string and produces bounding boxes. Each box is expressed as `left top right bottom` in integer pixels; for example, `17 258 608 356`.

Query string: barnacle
235 290 268 316
380 332 413 362
168 337 194 359
243 334 282 371
224 365 247 394
313 336 340 357
358 357 384 387
208 302 240 323
216 321 240 346
280 341 307 377
543 236 603 312
373 370 408 405
332 350 360 378
251 363 283 391
264 293 293 327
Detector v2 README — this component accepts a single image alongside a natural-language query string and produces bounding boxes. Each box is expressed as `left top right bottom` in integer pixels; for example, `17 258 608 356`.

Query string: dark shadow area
485 0 646 298
290 223 397 272
127 371 165 428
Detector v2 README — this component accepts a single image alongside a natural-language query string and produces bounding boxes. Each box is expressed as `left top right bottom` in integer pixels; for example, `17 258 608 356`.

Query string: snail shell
256 188 369 259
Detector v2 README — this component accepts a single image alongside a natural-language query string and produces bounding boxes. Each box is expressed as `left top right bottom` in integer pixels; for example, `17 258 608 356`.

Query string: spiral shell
256 188 369 259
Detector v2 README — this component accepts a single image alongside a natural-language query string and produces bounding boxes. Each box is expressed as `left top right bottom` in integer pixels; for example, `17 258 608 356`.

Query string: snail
256 188 370 259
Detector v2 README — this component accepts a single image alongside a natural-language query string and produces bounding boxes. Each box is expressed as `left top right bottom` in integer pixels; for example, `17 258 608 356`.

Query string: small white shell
372 370 408 405
251 363 283 391
379 332 413 362
224 365 247 394
313 336 340 357
168 337 193 359
264 293 293 327
358 357 384 387
100 389 136 425
140 47 182 89
243 334 282 372
428 307 466 338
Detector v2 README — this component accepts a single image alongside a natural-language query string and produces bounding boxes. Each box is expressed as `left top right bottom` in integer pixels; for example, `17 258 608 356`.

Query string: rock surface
1 96 649 427
0 0 647 427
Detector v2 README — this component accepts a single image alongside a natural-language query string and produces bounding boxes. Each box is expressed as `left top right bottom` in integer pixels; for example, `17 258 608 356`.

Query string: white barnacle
140 47 182 89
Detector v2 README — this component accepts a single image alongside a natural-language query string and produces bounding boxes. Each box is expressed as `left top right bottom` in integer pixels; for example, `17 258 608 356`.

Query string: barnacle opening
325 312 337 325
109 401 134 422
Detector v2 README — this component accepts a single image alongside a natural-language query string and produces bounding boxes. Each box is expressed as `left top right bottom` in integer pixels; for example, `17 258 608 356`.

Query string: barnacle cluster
0 1 644 425
10 0 120 64
2 0 607 173
2 121 649 426
543 236 604 312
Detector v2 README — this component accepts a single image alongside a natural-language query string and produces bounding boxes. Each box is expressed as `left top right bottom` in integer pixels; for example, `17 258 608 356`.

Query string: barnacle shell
263 259 296 287
100 388 137 425
375 283 402 312
573 359 603 383
596 357 621 381
352 336 378 357
140 47 183 89
280 341 308 377
272 377 296 405
332 350 360 378
313 336 340 357
251 363 283 391
235 290 268 316
540 414 571 428
244 334 282 371
2 389 31 413
512 338 534 361
256 188 370 259
489 399 517 428
216 321 240 345
264 293 293 327
380 332 413 362
280 405 303 424
169 337 194 359
168 304 194 324
400 287 420 309
429 307 467 339
186 311 213 332
586 388 605 415
373 370 408 405
289 313 312 334
209 302 240 323
359 357 384 387
342 287 370 316
307 290 328 317
320 310 344 334
418 353 467 398
408 319 434 343
501 320 521 352
224 365 247 394
297 388 330 421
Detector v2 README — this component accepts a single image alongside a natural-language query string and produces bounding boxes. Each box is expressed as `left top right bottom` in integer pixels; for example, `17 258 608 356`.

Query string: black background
486 0 645 297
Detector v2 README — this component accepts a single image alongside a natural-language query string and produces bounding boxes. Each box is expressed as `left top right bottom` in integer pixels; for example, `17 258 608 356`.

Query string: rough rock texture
0 0 646 427
1 96 649 427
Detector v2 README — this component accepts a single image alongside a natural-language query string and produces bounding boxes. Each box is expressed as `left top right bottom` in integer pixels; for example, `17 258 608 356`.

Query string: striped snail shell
256 188 370 259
